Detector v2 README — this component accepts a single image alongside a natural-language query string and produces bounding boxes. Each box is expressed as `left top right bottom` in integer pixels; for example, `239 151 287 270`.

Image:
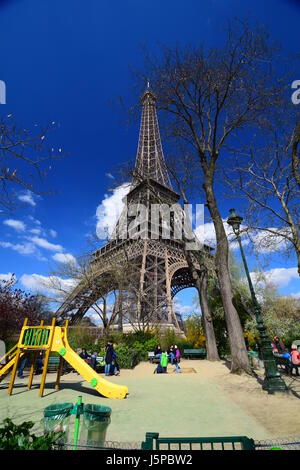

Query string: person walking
17 356 28 378
105 342 113 376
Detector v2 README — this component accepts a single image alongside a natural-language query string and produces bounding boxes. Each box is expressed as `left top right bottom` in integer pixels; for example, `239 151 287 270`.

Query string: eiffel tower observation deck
56 85 205 331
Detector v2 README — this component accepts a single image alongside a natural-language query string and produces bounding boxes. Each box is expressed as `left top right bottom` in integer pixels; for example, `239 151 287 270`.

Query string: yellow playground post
0 318 128 399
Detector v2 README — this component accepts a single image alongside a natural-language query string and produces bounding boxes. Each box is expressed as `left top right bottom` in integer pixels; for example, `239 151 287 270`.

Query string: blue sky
0 0 299 317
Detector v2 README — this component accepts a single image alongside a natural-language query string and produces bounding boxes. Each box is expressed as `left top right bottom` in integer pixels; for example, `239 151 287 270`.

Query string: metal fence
56 441 142 450
56 435 300 450
254 436 300 450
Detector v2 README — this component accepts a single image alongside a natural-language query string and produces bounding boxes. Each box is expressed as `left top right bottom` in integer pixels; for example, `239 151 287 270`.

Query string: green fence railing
141 432 256 450
22 328 50 347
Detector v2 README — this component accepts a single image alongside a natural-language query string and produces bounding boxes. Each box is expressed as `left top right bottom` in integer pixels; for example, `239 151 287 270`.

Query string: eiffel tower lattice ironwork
56 85 206 330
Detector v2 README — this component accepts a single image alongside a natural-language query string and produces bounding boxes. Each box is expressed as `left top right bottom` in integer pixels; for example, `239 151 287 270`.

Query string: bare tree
47 242 162 334
167 154 220 360
132 20 285 372
292 123 300 190
0 115 63 212
226 119 300 275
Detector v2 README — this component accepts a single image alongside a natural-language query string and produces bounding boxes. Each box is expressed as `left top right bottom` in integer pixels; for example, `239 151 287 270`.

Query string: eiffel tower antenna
133 81 173 189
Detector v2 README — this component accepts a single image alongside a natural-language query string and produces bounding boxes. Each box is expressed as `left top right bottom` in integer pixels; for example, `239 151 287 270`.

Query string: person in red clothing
291 345 300 376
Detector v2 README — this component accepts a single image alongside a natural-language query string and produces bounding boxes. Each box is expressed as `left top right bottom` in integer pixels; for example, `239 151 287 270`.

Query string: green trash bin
42 402 73 446
81 404 111 448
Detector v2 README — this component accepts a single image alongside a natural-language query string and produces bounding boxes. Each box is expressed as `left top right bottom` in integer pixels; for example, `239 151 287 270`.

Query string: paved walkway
0 360 271 443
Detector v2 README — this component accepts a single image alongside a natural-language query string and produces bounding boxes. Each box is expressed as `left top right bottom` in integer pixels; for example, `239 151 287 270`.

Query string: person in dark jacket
154 345 162 358
111 349 120 376
274 336 286 354
35 351 44 374
17 356 28 378
105 342 113 376
79 348 90 362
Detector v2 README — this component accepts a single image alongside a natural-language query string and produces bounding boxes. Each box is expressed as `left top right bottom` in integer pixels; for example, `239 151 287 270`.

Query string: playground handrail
0 343 17 365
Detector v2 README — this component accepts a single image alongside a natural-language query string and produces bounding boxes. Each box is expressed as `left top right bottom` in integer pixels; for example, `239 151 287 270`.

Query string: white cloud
3 219 26 232
28 216 41 226
20 273 77 296
0 272 15 283
105 173 115 180
96 183 130 239
195 219 291 254
49 229 57 238
291 292 300 299
30 228 41 235
30 236 63 252
194 219 248 249
52 252 76 264
173 297 201 317
18 191 36 207
250 267 299 288
0 241 36 255
249 228 291 254
85 310 103 326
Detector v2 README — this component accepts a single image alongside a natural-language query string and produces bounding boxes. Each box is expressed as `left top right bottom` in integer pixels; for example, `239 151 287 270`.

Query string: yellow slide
51 327 128 399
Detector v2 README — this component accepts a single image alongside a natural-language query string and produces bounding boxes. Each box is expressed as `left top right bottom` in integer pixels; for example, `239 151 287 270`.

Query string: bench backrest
184 349 206 354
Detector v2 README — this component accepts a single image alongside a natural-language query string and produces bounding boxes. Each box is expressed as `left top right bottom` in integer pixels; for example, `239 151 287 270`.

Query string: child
160 351 168 373
90 352 98 370
111 350 120 376
174 345 181 373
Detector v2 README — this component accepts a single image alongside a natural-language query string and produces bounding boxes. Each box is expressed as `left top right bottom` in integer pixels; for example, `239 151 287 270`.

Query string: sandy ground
0 359 299 444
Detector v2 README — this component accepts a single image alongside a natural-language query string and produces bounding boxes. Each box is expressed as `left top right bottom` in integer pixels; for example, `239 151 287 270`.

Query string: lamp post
227 209 287 393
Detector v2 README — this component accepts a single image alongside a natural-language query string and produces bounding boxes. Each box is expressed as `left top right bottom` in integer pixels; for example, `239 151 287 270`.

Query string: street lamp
227 208 287 393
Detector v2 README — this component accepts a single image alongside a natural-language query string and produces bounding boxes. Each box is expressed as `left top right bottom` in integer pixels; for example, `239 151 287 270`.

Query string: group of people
17 351 44 378
79 345 120 376
154 344 181 374
104 341 120 376
270 336 300 374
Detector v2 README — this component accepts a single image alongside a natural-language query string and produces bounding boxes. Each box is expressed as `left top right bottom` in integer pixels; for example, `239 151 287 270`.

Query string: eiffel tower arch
56 85 206 331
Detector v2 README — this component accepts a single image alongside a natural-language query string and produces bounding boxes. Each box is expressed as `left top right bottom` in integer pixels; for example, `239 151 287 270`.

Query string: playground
1 359 299 445
1 319 300 449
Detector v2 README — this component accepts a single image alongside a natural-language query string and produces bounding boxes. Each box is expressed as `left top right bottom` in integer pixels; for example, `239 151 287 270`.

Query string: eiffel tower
56 85 203 330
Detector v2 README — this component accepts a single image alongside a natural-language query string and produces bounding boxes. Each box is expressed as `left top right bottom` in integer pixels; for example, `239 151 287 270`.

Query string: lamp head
227 208 243 234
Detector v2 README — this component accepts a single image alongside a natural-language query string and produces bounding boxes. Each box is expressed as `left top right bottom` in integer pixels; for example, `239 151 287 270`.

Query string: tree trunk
204 182 251 374
184 247 219 361
198 270 220 361
118 288 123 332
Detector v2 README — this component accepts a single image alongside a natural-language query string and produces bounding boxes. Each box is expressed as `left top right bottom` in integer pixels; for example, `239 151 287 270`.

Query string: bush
120 330 155 348
68 327 97 352
114 344 140 369
0 418 61 450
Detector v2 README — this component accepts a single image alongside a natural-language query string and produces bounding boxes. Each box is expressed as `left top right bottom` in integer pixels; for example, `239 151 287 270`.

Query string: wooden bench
274 354 300 376
184 349 206 359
